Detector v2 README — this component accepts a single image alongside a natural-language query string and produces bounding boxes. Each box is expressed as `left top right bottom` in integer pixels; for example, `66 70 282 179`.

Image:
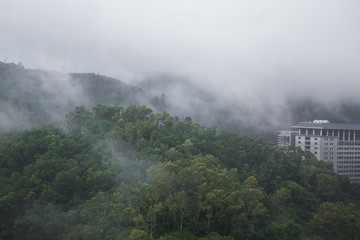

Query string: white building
277 130 298 148
288 120 360 182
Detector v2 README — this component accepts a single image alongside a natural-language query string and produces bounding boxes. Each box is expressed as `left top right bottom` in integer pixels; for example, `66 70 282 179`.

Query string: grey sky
1 0 360 104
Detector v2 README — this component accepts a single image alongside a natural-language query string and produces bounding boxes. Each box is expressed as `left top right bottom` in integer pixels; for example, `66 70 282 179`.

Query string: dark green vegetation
2 104 360 240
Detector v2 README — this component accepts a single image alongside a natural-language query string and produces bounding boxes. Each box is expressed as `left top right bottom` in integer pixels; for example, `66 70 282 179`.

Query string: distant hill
70 73 144 106
287 97 360 125
137 73 360 138
1 61 360 140
0 62 145 131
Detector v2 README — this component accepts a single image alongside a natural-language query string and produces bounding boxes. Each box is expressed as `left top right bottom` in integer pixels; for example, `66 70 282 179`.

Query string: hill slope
2 61 360 139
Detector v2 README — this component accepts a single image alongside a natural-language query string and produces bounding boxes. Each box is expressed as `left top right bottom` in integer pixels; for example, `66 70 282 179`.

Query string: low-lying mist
1 61 360 141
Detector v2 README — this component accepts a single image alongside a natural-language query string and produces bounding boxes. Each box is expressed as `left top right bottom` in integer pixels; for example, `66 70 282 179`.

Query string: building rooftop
292 122 360 130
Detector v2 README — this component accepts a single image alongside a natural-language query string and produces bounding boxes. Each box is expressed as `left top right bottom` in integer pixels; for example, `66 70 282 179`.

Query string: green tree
65 106 93 136
309 202 346 240
309 202 360 240
129 229 153 240
316 174 341 201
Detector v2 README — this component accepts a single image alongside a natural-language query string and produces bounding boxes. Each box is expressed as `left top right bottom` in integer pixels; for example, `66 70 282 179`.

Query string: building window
340 130 344 140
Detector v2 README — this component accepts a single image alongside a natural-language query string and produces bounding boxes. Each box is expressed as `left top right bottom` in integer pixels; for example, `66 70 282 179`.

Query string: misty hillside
0 62 146 131
70 73 144 106
1 61 360 139
287 97 360 124
137 72 360 138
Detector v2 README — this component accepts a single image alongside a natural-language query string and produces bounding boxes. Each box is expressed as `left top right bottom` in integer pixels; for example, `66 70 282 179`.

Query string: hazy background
1 0 360 136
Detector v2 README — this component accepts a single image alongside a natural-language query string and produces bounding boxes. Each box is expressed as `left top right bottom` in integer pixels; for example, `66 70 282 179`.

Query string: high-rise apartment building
277 130 298 148
279 120 360 182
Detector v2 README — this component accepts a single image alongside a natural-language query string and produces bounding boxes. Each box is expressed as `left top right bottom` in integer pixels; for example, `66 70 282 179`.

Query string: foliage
1 104 360 239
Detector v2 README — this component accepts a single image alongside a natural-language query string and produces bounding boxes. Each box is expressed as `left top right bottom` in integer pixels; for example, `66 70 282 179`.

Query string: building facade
279 120 360 182
277 130 298 148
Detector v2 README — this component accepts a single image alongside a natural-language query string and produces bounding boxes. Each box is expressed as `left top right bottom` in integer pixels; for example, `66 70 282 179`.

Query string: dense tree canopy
1 104 360 239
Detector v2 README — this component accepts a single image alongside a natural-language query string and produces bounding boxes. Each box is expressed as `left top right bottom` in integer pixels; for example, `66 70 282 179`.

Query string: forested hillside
0 62 147 132
3 61 360 140
1 104 360 240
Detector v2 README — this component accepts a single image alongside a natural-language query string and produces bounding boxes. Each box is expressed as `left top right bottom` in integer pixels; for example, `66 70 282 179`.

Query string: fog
1 0 360 135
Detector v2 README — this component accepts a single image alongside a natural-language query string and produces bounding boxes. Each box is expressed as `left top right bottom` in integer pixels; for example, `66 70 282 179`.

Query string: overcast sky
1 0 360 104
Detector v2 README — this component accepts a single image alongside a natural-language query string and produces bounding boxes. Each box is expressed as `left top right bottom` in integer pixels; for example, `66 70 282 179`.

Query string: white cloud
1 0 359 104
